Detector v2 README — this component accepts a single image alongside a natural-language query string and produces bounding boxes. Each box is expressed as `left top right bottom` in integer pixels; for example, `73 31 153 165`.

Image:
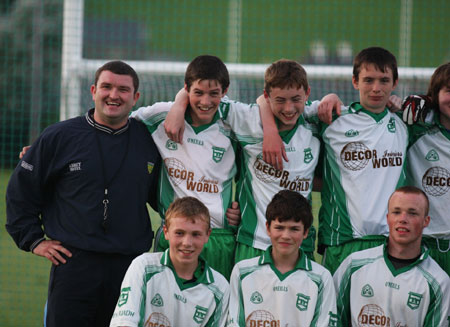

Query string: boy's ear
303 228 309 238
352 75 359 90
263 89 270 99
305 86 311 99
222 87 228 96
163 224 169 238
184 83 189 92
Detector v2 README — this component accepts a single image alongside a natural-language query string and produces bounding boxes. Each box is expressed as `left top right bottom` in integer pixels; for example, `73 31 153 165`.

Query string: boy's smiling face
265 86 310 132
186 79 227 127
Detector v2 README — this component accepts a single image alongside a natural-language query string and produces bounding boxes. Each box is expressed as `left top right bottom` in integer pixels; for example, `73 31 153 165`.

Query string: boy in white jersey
130 55 239 279
389 62 450 275
110 197 229 327
165 59 341 263
262 47 408 274
333 186 450 326
227 190 338 327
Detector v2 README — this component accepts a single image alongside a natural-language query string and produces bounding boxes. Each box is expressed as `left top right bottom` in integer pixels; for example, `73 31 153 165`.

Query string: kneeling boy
110 197 229 327
227 190 337 327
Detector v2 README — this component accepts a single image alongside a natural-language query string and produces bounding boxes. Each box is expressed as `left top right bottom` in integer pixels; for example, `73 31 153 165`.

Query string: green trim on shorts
422 237 450 275
323 235 387 275
154 227 236 280
234 242 315 265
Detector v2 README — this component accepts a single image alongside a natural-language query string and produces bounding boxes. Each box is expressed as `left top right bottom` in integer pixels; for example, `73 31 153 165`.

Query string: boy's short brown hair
184 55 230 93
266 190 313 231
427 62 450 110
353 47 398 83
264 59 309 96
165 197 210 230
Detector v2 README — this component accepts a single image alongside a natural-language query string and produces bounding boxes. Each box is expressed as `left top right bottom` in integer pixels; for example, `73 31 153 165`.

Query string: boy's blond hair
264 59 309 95
165 197 210 230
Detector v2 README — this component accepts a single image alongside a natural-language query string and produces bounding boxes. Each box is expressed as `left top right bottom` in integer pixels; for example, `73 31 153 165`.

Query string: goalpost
60 0 435 121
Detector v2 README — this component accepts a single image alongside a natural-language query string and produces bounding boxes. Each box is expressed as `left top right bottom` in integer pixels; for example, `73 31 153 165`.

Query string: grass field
0 169 321 326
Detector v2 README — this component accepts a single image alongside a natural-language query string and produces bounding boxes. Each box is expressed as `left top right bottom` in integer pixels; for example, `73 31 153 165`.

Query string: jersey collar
85 108 130 135
259 246 312 280
185 106 220 133
383 241 429 277
161 249 215 289
349 102 389 122
434 112 450 140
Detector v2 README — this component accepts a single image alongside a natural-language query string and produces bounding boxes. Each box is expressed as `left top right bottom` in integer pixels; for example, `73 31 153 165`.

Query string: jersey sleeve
313 268 338 327
205 275 230 327
5 130 56 251
130 102 172 133
110 255 149 327
423 273 450 327
333 256 353 327
227 263 245 327
218 98 262 138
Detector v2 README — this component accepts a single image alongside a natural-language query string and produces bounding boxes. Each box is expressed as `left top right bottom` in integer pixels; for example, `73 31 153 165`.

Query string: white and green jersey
131 103 237 228
406 112 450 240
110 250 229 327
316 103 408 246
228 247 338 327
333 244 450 327
218 98 321 252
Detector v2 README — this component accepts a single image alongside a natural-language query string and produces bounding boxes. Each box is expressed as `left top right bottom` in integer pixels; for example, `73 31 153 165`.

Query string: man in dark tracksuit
6 61 161 327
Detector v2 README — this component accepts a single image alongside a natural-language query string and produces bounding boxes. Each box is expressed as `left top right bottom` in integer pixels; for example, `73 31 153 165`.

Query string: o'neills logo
145 312 171 327
253 157 310 192
340 142 402 171
422 166 450 197
164 157 219 193
357 304 390 327
246 310 280 327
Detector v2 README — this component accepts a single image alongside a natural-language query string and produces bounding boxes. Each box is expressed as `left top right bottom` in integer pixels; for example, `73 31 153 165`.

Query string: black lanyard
93 121 131 232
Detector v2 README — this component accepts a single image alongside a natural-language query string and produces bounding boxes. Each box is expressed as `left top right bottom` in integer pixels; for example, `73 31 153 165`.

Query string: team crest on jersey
407 292 423 310
118 287 131 307
328 311 339 327
361 284 374 297
425 149 439 161
250 291 263 304
212 146 226 163
345 129 359 137
304 148 313 164
387 117 396 133
151 293 164 307
166 139 178 150
296 293 310 311
193 305 208 323
147 161 155 174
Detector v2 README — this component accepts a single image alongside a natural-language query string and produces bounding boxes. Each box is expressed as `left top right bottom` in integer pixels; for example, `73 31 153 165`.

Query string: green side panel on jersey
142 111 167 134
221 138 239 229
238 265 262 326
157 164 175 221
419 265 444 327
318 135 352 246
235 151 259 247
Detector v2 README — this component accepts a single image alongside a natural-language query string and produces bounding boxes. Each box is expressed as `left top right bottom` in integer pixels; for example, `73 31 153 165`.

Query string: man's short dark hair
389 186 430 216
184 55 230 92
266 190 313 230
353 47 398 83
94 60 139 94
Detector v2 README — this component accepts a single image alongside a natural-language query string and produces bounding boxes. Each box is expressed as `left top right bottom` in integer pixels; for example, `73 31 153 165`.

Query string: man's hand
226 201 241 226
386 95 402 112
318 93 343 125
32 240 72 265
164 88 189 143
402 95 432 125
19 145 31 159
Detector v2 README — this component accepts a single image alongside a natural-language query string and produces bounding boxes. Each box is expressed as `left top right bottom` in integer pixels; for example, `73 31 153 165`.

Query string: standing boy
401 62 450 275
130 55 238 279
333 186 450 326
227 190 338 327
110 197 229 327
165 59 341 262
